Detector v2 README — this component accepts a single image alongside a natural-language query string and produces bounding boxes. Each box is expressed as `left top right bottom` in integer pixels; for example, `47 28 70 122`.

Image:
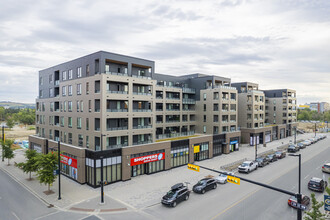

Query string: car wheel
213 184 217 189
185 195 189 201
172 201 177 207
224 180 228 184
202 189 205 194
247 169 250 173
256 166 258 170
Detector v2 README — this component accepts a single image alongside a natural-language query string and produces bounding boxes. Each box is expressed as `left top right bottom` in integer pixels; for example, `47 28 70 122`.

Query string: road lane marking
210 146 330 220
12 212 20 220
304 175 309 179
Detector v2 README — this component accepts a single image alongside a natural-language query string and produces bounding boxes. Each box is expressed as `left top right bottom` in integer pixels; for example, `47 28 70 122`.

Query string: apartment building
29 51 241 187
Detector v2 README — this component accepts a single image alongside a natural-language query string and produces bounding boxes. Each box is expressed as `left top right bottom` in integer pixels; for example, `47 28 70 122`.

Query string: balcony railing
166 108 180 111
107 126 128 131
166 97 180 100
156 121 163 123
54 80 60 86
182 87 195 94
107 109 128 112
156 131 195 140
107 90 128 94
105 71 128 76
182 98 196 104
132 75 152 80
133 125 152 129
165 120 180 123
133 92 152 96
156 108 163 111
133 140 152 146
133 109 152 112
107 144 128 149
183 109 195 111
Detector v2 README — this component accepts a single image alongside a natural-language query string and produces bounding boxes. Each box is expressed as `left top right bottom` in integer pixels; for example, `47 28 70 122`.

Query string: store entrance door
194 152 200 161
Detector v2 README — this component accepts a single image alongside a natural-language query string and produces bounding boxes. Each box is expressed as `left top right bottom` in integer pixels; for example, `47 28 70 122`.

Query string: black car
308 177 328 192
287 144 298 153
193 178 217 194
256 157 268 167
266 154 278 162
275 151 286 159
297 142 306 149
161 183 190 207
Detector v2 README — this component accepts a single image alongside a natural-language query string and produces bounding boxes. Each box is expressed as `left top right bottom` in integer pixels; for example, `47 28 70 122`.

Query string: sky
0 0 329 104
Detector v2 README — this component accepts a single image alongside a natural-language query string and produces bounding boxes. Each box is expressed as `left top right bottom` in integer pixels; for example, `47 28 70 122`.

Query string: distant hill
0 101 35 109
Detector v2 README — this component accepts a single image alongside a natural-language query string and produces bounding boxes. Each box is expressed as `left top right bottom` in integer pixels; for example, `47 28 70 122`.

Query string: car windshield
325 165 330 168
275 152 281 155
256 158 262 162
166 190 177 198
197 180 206 185
241 163 249 167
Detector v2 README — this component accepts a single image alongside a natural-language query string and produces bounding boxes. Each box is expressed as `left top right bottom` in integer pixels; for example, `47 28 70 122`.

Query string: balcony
105 71 128 77
107 143 128 149
107 90 128 94
107 126 128 131
133 92 152 96
54 80 60 86
132 74 151 80
182 98 196 104
156 131 195 140
133 125 152 129
107 109 128 112
182 87 195 94
133 140 152 145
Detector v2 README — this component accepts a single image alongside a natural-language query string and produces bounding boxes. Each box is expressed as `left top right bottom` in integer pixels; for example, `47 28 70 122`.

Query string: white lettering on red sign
130 152 165 166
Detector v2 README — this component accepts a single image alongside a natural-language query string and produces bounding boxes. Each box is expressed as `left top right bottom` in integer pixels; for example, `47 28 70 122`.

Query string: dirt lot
3 125 35 142
297 122 327 133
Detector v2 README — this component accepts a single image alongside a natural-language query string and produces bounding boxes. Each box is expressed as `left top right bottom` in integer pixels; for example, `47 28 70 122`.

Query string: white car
322 163 330 174
214 171 234 184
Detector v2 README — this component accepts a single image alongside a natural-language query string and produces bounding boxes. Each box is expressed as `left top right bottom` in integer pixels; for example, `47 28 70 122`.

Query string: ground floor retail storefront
29 132 241 187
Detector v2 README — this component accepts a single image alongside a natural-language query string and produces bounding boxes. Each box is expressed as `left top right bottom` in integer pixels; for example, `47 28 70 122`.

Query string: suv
256 157 268 167
238 161 258 173
161 183 190 207
308 177 328 192
193 178 217 194
297 142 306 149
287 144 298 153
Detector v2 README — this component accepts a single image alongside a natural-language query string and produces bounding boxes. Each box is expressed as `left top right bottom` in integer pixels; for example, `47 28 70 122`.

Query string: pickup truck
238 161 258 173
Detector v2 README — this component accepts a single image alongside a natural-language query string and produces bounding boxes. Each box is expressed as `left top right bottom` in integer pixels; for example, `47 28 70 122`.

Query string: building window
39 77 43 85
77 117 82 129
68 101 72 112
204 104 206 111
49 88 53 97
39 90 43 98
62 86 66 96
203 126 206 133
68 117 72 128
86 118 89 130
62 71 67 81
63 101 67 112
78 134 83 147
68 133 72 144
68 69 73 79
213 115 218 122
86 136 89 148
49 74 53 83
77 83 81 95
77 101 80 112
68 85 72 96
50 102 54 112
77 67 82 78
80 101 83 112
86 82 89 94
86 64 90 77
203 93 207 101
203 115 206 122
88 100 92 112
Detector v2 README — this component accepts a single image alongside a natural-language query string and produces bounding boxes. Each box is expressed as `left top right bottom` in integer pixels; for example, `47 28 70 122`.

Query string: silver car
322 163 330 174
214 171 234 184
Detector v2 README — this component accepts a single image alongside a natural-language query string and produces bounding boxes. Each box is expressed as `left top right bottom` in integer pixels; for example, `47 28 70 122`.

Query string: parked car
322 163 330 174
238 161 258 173
256 157 268 167
308 177 328 192
193 178 217 194
287 145 297 153
275 151 286 159
214 171 234 184
288 195 310 209
161 183 190 207
309 138 316 144
302 140 311 146
266 154 278 162
297 142 306 149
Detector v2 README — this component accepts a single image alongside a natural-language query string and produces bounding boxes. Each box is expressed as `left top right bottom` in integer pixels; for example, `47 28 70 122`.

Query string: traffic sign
227 175 240 185
325 195 330 211
187 164 200 172
53 170 59 175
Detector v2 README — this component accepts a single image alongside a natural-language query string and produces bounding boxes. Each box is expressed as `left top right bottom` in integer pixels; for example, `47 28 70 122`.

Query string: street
140 137 330 220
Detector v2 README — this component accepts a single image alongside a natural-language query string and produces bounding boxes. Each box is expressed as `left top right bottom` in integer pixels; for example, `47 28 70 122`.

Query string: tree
36 152 58 192
6 117 15 129
304 193 325 220
1 139 15 165
17 149 39 179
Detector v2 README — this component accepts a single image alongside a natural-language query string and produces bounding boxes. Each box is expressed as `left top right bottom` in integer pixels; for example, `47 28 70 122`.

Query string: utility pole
294 127 297 145
2 125 4 162
289 153 302 220
315 123 317 137
255 134 258 161
58 141 61 200
100 155 104 204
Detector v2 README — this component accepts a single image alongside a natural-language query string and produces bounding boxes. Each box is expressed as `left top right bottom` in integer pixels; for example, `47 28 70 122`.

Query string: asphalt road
0 168 56 220
142 137 330 220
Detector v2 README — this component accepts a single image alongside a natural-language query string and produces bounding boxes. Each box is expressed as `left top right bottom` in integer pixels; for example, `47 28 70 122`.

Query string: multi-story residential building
264 89 297 137
29 51 240 187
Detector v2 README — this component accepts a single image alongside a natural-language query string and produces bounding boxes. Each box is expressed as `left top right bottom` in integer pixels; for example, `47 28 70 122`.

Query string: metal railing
132 75 152 79
133 140 152 145
156 131 195 140
182 98 196 104
133 125 152 129
107 109 128 112
107 90 128 94
133 92 152 96
105 71 128 76
107 126 128 131
133 109 152 112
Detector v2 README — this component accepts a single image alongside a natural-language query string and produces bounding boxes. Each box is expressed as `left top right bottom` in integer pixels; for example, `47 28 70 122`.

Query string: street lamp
289 153 302 220
57 141 61 200
294 126 297 145
100 155 105 204
1 125 4 162
254 134 258 161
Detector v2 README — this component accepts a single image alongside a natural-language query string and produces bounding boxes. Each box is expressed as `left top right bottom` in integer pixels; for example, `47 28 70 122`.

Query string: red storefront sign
131 152 165 166
60 154 77 168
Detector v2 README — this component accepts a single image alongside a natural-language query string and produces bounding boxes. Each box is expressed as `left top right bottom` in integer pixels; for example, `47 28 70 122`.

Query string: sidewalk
0 133 318 213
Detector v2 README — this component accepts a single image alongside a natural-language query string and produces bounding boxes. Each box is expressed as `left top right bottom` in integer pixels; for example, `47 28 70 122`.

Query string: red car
288 195 310 210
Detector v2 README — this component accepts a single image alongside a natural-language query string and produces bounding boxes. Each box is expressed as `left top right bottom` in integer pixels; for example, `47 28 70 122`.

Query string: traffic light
187 163 200 172
227 175 240 185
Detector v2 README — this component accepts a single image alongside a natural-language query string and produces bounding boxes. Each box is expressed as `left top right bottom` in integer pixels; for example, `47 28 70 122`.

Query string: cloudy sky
1 0 329 104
